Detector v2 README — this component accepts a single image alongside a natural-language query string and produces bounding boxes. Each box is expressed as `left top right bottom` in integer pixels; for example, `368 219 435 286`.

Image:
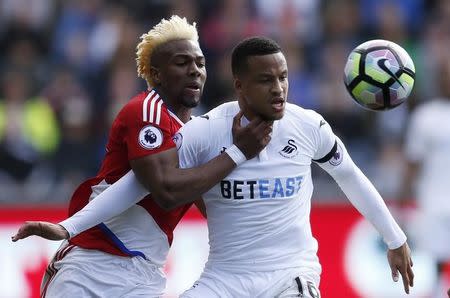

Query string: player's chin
263 110 284 121
182 95 201 108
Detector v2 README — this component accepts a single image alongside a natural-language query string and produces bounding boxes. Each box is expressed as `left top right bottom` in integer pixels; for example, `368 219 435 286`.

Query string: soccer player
177 37 414 298
12 17 271 297
400 59 450 297
14 37 414 297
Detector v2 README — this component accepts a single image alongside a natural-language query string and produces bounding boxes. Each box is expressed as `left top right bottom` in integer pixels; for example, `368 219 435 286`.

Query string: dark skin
234 51 413 295
12 39 272 241
234 52 288 122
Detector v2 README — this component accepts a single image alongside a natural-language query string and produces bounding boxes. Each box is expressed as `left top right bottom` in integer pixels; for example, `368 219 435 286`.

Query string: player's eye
258 77 271 83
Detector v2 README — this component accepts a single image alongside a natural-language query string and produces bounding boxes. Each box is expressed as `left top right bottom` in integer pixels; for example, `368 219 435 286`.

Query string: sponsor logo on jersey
172 132 183 150
138 125 163 149
220 176 303 200
329 142 343 166
279 139 298 158
319 119 326 128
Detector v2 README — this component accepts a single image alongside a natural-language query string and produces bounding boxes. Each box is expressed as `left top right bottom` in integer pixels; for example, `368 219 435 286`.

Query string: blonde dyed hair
136 15 199 87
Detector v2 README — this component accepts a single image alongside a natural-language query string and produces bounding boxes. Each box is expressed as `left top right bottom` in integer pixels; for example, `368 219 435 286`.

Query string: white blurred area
344 218 436 298
2 207 446 298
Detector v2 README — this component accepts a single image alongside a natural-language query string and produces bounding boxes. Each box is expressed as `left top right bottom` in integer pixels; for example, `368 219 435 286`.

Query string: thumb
232 110 244 131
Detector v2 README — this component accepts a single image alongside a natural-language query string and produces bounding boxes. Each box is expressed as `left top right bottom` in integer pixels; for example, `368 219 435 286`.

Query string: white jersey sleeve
317 137 406 249
312 117 337 161
176 115 213 169
60 171 148 237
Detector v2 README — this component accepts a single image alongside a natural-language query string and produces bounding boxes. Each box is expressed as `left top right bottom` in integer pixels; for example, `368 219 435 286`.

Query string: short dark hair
231 36 282 76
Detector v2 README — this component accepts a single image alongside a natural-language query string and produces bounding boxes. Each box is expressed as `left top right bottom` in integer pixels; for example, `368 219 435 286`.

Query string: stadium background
0 0 449 297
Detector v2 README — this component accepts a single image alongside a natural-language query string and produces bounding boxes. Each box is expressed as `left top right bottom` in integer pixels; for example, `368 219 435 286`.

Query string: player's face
154 39 206 108
235 52 288 121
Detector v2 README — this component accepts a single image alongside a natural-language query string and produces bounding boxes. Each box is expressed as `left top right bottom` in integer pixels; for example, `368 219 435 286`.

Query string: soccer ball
343 39 415 111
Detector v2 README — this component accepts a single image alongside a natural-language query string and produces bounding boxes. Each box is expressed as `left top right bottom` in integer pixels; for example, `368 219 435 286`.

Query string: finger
263 125 273 136
399 266 410 294
407 263 414 287
253 121 272 137
11 223 34 241
11 229 25 242
232 110 244 129
391 267 399 282
246 115 264 129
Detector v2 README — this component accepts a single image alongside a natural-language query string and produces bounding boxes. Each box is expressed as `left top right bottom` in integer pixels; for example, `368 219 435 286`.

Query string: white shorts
180 266 320 298
41 240 165 297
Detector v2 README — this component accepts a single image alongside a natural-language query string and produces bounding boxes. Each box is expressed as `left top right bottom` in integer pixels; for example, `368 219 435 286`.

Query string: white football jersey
405 98 450 214
175 101 336 274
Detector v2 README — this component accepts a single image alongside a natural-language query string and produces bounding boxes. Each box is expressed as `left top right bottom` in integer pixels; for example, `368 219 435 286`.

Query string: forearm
60 171 149 237
336 166 405 248
320 140 406 249
146 151 239 209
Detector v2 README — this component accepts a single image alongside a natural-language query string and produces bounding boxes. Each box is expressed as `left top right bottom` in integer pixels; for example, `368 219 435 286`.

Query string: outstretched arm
12 111 270 241
11 174 208 241
12 170 148 240
316 137 414 294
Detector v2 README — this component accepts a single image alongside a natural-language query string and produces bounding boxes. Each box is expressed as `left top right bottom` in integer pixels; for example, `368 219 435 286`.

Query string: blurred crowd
0 0 449 204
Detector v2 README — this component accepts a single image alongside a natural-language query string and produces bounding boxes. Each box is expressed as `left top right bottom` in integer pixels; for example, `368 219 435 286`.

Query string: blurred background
1 0 450 297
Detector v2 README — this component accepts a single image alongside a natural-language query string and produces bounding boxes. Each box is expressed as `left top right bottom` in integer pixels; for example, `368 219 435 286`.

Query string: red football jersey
67 89 191 265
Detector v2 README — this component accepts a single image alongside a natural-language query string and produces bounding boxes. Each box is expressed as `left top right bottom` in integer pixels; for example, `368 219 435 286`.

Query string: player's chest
210 131 314 175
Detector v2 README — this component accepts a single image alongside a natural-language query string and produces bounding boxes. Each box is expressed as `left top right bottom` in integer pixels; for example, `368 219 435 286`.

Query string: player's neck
172 106 192 123
152 87 192 123
165 102 192 123
238 101 274 125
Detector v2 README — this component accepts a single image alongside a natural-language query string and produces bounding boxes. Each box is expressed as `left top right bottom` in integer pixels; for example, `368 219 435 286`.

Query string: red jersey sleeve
118 93 176 160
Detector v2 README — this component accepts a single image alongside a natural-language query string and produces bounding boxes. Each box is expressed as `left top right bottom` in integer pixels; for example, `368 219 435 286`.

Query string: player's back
68 90 191 266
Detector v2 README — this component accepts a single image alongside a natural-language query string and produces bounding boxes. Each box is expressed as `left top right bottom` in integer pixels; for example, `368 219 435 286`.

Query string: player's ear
234 78 242 96
150 66 161 86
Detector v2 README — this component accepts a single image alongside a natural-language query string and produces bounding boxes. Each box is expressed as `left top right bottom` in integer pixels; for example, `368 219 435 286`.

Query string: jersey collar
150 89 185 127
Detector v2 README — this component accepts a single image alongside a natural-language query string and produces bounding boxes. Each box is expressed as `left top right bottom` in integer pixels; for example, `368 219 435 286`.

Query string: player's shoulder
205 100 239 120
284 102 326 130
118 90 171 124
121 91 151 110
187 101 238 125
181 101 238 136
116 91 149 119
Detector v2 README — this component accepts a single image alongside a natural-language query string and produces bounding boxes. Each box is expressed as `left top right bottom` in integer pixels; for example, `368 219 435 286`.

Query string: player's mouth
184 82 202 94
271 97 285 112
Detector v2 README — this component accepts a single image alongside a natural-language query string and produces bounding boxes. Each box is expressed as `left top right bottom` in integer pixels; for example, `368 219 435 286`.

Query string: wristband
225 144 247 165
